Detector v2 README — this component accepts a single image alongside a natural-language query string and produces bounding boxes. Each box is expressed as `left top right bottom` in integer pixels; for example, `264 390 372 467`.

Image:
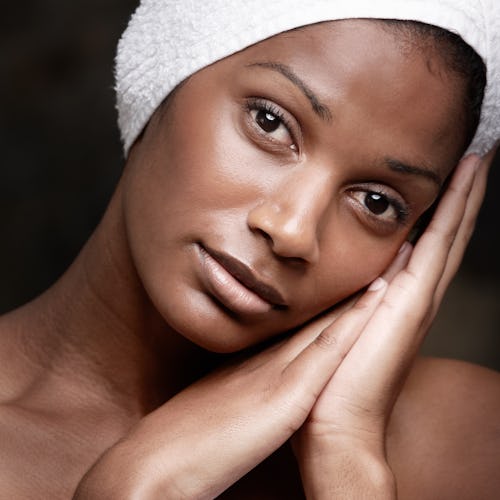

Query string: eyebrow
247 61 443 186
384 157 442 186
247 61 332 122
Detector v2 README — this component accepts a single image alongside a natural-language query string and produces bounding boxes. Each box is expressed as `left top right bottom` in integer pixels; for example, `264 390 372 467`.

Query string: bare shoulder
387 356 500 499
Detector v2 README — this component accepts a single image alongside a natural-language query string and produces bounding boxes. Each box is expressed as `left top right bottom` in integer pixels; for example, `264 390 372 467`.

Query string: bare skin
0 20 499 498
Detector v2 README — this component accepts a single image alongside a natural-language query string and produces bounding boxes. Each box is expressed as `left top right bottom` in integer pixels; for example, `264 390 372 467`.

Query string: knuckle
313 327 350 362
389 270 419 297
351 297 371 312
426 223 457 247
381 274 432 323
314 329 340 351
446 181 464 197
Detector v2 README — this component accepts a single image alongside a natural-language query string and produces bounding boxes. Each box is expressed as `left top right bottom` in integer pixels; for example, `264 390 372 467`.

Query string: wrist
295 436 396 500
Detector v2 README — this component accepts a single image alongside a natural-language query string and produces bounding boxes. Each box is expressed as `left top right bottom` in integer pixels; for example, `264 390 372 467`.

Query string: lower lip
197 245 273 315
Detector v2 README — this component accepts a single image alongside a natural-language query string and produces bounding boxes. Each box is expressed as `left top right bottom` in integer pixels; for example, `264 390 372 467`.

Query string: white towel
115 0 499 157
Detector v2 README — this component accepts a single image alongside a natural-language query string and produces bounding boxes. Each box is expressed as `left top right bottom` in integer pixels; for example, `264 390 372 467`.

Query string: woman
1 1 499 498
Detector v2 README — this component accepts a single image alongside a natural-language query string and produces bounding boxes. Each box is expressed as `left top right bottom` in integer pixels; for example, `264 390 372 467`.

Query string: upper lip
202 244 287 308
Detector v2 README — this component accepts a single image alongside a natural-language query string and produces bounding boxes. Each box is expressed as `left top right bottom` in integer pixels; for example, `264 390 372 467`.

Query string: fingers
381 241 413 283
255 147 493 424
403 154 478 300
279 279 388 408
276 234 413 394
294 148 496 429
433 149 495 310
324 154 486 412
279 298 358 362
280 242 410 405
383 154 480 338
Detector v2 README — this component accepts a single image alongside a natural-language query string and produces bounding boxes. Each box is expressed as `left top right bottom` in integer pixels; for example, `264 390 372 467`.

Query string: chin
174 320 263 354
157 295 272 354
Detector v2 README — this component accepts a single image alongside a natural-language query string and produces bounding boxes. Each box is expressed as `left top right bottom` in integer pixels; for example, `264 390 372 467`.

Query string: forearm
296 438 396 500
73 414 271 500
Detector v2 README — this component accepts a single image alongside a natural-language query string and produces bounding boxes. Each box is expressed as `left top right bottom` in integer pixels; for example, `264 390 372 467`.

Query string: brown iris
256 110 280 132
365 192 389 215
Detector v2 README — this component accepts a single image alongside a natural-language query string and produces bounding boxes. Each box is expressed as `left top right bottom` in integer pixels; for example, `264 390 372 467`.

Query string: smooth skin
120 21 466 354
0 20 499 499
74 152 498 500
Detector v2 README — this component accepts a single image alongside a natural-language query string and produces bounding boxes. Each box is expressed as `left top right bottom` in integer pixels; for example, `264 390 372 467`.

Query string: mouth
196 243 287 315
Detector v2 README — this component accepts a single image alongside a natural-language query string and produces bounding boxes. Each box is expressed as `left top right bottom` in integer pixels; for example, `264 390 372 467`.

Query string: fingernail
368 277 387 291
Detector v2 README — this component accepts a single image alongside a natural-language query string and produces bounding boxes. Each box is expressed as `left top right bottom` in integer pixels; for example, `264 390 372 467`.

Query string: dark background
1 2 499 369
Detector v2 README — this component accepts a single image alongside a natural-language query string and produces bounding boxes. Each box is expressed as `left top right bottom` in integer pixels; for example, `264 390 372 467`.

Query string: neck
2 180 222 419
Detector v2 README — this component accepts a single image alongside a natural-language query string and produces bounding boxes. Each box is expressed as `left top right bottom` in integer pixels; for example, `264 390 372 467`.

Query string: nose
247 169 333 264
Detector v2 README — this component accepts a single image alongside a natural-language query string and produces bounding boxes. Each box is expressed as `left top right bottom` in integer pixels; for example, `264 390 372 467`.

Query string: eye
254 109 281 133
349 189 409 226
245 98 297 151
365 192 391 215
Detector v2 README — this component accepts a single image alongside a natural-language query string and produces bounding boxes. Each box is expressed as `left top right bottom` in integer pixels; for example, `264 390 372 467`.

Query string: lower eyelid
243 101 299 152
245 98 299 146
348 189 410 225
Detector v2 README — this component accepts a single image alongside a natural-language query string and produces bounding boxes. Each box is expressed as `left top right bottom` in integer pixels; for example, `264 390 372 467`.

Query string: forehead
219 19 466 173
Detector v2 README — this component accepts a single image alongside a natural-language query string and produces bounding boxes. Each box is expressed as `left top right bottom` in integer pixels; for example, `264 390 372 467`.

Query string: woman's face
122 20 466 352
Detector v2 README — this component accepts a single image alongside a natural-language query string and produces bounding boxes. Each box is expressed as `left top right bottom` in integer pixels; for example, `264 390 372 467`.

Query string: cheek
159 104 258 209
123 107 243 244
311 231 403 311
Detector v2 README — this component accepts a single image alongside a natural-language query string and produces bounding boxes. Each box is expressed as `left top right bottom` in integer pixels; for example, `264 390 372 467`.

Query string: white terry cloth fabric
115 0 500 157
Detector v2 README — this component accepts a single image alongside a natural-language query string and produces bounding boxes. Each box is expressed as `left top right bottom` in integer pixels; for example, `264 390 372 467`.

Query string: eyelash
243 98 411 230
244 97 297 149
349 186 411 227
377 191 408 223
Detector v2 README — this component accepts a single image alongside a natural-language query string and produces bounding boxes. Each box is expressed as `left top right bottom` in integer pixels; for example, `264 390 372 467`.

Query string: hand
73 254 403 498
293 150 495 498
73 285 389 499
74 149 494 500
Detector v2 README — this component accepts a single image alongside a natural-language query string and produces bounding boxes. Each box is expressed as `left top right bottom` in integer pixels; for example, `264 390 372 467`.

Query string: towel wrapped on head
115 0 500 157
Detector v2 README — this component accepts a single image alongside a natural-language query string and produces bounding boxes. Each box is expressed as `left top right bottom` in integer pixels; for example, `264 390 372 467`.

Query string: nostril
247 201 320 263
252 228 312 266
253 227 273 244
277 255 309 268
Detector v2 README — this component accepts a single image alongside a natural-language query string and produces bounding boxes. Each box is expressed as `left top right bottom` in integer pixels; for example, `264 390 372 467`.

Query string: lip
197 244 287 315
